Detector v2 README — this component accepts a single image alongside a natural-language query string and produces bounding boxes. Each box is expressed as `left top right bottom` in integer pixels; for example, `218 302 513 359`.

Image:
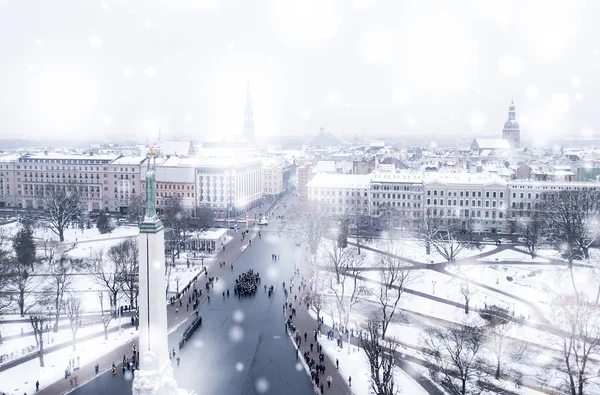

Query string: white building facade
196 158 263 216
370 169 424 230
424 173 509 233
307 173 371 226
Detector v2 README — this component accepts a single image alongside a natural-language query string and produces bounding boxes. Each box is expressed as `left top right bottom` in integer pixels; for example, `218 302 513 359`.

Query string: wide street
71 211 314 394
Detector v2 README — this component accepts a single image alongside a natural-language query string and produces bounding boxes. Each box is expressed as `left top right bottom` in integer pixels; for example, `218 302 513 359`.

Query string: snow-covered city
2 1 600 395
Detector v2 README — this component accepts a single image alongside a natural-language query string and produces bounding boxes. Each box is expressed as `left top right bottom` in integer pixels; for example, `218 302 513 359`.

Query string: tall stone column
132 150 193 395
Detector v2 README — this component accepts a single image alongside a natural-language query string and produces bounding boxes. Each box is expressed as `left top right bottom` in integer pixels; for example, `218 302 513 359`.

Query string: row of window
426 199 504 208
372 193 421 200
427 208 504 219
427 190 504 198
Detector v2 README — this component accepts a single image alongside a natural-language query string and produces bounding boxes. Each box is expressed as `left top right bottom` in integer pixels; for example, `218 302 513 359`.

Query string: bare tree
0 229 13 316
289 201 329 255
544 190 600 295
321 237 360 285
42 189 81 242
309 293 324 323
42 257 73 332
517 212 545 259
30 315 46 367
325 246 366 353
90 249 122 317
98 291 112 340
422 324 487 395
63 296 81 351
163 196 189 264
376 241 414 340
117 238 139 310
127 194 145 225
11 259 38 317
195 207 215 229
42 237 60 266
422 213 471 262
360 313 400 395
485 318 528 380
550 293 600 395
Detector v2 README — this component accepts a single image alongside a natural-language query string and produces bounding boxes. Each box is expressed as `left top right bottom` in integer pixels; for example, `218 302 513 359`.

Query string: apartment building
262 157 291 199
12 152 118 212
307 173 371 226
506 180 600 227
141 156 197 215
297 164 311 200
107 156 145 214
422 173 509 233
370 170 423 230
196 157 263 216
0 154 20 208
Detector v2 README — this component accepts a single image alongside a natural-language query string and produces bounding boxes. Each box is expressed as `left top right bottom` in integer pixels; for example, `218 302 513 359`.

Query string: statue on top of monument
144 147 157 219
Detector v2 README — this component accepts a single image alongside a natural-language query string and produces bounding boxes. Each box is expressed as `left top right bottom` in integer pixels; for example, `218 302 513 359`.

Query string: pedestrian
336 359 339 369
304 332 307 342
69 378 73 389
35 380 39 392
187 303 189 311
177 356 181 367
172 348 176 358
320 383 324 394
95 363 99 374
310 343 313 352
327 376 332 388
349 376 351 387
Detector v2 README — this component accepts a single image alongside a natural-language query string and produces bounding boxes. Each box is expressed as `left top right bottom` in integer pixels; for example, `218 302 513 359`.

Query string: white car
499 238 512 244
482 237 494 242
517 237 527 243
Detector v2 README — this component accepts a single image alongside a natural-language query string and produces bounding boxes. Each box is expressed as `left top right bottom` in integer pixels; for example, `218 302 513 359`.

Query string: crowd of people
234 269 261 297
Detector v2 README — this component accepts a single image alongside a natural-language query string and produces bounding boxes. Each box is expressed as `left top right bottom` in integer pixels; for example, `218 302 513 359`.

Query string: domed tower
502 100 520 148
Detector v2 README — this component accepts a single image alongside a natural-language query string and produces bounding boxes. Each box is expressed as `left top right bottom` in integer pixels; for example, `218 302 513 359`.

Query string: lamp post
175 276 180 294
431 281 436 295
118 301 122 334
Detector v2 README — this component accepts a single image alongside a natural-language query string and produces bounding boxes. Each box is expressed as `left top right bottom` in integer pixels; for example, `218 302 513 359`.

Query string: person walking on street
327 376 332 388
336 359 339 369
95 363 99 374
348 376 352 387
35 381 39 392
319 383 324 394
177 356 181 367
304 332 307 342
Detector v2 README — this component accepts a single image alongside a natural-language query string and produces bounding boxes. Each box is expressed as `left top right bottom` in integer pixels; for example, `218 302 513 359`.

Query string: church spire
243 78 255 143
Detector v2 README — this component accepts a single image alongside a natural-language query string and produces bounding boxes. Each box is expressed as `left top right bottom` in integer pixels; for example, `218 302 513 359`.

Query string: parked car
499 238 512 244
482 237 494 242
517 237 527 243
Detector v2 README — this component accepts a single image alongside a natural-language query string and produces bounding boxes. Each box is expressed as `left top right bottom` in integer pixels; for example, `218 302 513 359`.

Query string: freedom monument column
132 148 193 395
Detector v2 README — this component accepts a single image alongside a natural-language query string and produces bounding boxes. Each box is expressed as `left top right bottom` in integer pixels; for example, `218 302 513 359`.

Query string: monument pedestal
133 152 194 395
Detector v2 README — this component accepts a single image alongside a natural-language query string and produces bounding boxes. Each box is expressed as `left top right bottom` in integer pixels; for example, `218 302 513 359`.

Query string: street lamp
175 276 180 294
47 307 53 344
431 281 436 295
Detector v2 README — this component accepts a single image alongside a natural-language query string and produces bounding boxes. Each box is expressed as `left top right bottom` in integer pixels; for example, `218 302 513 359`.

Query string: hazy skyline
0 0 598 144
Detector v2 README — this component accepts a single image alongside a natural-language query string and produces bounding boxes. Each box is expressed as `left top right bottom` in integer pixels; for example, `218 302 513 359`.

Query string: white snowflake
89 36 103 49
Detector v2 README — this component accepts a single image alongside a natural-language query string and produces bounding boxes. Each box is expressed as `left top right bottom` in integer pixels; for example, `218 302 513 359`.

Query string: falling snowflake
255 377 270 393
235 362 244 372
89 36 103 49
229 325 244 342
192 339 204 348
123 69 133 79
327 90 341 105
233 309 244 323
405 116 416 129
35 38 43 47
145 66 155 78
571 77 582 88
295 362 303 372
101 1 110 11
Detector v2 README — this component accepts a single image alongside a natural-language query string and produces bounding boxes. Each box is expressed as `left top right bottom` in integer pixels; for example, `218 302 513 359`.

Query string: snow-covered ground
360 238 497 264
0 324 138 395
477 248 550 263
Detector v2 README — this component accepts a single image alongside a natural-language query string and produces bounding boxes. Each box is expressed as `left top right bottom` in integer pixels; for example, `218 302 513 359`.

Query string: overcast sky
0 0 598 143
